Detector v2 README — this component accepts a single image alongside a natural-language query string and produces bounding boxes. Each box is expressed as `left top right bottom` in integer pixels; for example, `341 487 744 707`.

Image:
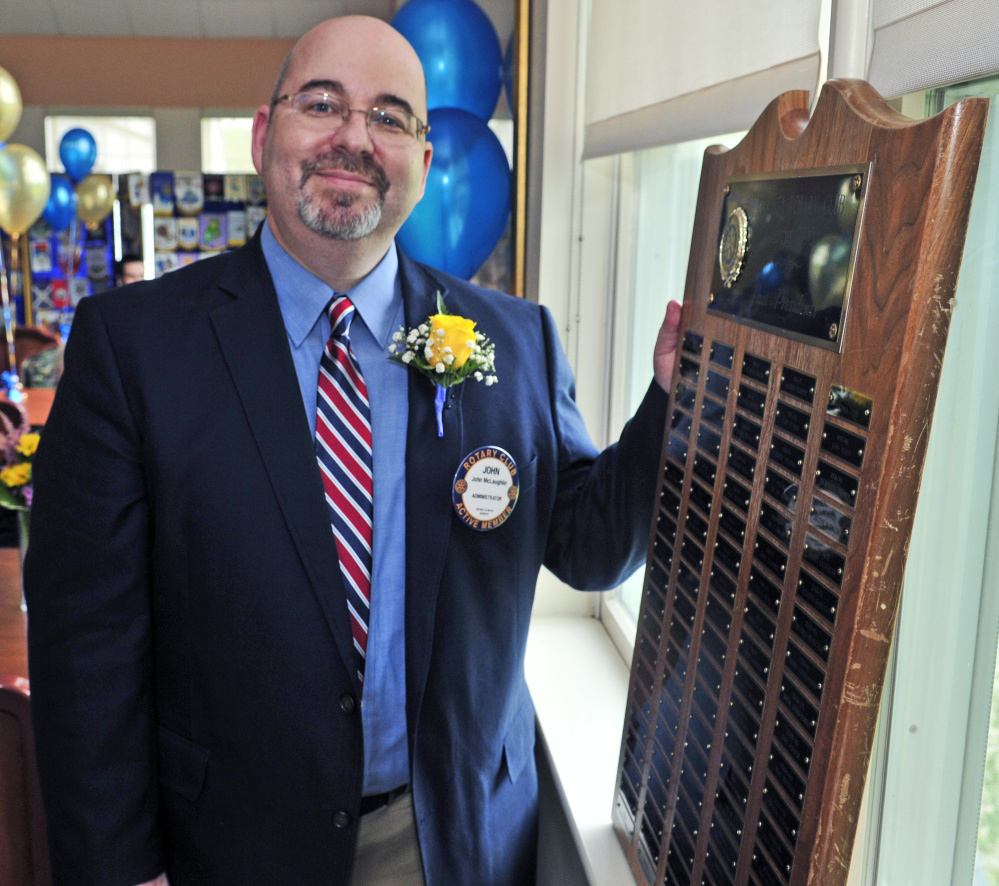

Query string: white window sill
526 615 635 885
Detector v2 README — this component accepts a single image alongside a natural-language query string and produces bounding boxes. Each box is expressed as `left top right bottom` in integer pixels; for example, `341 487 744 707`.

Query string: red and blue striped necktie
316 295 373 687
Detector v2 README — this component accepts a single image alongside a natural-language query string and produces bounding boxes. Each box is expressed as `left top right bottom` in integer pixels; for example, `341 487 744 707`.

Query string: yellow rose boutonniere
388 292 498 437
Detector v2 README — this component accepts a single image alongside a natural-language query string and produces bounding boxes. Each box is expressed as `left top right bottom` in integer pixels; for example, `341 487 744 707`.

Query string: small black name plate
710 165 868 350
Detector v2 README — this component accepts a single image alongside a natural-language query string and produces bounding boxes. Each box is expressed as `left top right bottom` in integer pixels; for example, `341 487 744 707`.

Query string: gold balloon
76 174 115 226
0 144 50 234
0 66 22 144
808 234 852 311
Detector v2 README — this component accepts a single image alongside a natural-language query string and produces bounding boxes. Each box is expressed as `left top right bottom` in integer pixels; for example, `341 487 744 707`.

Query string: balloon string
0 235 24 403
65 214 77 328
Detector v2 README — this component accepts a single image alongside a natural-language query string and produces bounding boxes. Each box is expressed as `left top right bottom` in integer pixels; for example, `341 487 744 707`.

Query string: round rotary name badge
453 446 519 531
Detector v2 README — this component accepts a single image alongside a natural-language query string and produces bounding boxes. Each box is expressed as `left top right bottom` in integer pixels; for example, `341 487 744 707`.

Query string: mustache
300 149 390 198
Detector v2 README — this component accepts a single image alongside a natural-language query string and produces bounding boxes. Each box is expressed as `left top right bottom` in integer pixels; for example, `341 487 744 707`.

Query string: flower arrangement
0 404 35 513
388 292 497 436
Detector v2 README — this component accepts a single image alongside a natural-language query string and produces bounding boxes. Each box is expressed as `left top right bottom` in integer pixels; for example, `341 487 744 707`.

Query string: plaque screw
829 323 839 339
851 174 863 192
723 185 731 196
709 292 715 305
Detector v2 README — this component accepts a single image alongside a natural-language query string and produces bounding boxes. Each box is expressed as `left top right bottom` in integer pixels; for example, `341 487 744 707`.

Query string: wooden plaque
613 80 988 886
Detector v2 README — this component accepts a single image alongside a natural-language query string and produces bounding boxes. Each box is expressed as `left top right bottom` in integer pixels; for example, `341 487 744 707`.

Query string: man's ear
250 105 272 175
416 140 434 201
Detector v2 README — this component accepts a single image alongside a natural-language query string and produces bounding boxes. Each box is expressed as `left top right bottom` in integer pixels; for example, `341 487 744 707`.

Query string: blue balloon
392 0 502 121
59 128 97 183
41 174 78 232
397 107 510 280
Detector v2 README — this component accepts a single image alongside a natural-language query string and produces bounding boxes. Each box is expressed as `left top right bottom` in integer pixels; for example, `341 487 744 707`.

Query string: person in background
25 14 682 886
114 252 145 286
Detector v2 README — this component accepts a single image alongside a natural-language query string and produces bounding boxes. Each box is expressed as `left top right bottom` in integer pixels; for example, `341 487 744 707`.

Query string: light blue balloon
397 107 510 280
392 0 503 121
41 173 77 232
59 128 97 183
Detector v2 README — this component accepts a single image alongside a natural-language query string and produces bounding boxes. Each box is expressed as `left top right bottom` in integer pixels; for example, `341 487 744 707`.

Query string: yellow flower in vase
15 432 39 457
1 462 31 488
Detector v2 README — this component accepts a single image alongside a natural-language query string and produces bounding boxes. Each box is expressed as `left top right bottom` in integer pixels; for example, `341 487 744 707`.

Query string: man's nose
330 108 374 152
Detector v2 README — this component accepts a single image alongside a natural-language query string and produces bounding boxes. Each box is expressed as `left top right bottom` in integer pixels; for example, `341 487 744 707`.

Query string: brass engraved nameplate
709 165 870 352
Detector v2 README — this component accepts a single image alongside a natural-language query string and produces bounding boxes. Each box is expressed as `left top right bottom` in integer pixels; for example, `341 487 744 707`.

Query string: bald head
251 13 434 290
269 16 427 117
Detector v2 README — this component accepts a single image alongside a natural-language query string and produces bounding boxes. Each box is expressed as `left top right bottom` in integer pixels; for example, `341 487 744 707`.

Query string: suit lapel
209 239 361 693
400 255 465 728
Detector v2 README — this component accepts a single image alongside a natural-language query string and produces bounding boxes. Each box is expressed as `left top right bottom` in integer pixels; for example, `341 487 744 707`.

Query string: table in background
0 387 55 428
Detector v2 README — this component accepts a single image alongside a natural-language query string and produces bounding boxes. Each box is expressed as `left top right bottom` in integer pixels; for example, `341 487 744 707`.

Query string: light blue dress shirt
261 221 410 795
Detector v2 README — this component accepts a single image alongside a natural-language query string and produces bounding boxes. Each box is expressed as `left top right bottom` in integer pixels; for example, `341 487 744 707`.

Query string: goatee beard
297 149 390 241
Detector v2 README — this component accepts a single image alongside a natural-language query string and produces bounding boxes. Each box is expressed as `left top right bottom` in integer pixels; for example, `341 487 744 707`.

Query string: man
25 15 681 886
114 252 146 286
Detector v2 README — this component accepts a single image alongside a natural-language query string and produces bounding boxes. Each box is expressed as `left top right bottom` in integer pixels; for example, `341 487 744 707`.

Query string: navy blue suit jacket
24 235 669 886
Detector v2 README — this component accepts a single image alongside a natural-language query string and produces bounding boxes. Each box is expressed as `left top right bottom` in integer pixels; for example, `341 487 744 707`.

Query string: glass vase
16 508 28 611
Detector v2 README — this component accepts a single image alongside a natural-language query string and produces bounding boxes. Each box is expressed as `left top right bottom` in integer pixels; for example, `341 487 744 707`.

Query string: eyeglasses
273 92 430 142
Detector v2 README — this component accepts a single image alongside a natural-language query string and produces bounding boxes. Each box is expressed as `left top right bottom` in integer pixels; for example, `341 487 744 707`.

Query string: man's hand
136 876 169 886
653 300 683 391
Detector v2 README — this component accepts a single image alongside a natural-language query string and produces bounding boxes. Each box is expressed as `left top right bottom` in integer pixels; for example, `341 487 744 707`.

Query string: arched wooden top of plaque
614 80 987 886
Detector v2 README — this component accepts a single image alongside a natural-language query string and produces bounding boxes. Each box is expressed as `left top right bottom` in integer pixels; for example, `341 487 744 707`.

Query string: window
201 117 255 173
45 116 156 174
599 132 745 647
864 75 999 886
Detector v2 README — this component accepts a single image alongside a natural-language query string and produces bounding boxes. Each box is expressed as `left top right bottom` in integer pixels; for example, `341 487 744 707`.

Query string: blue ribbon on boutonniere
434 384 447 437
388 292 498 438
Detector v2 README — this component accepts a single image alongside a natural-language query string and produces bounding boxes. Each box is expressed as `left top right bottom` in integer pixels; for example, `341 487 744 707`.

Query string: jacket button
339 693 356 713
333 810 352 828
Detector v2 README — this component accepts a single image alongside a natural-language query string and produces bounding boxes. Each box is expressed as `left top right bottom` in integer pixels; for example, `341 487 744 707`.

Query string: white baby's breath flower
392 331 404 342
486 375 498 386
436 329 446 338
443 346 452 353
419 323 429 334
424 346 435 360
445 354 454 365
388 344 397 354
466 340 476 350
435 363 445 373
407 329 419 343
402 352 413 363
474 371 483 381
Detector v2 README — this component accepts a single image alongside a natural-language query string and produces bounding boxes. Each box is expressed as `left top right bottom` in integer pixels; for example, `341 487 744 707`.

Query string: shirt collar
261 219 401 348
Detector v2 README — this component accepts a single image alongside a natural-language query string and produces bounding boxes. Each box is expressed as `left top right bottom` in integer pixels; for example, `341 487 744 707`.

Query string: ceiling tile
272 0 351 39
1 0 512 40
49 0 133 36
125 0 204 37
201 0 276 38
342 0 394 20
1 0 61 35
